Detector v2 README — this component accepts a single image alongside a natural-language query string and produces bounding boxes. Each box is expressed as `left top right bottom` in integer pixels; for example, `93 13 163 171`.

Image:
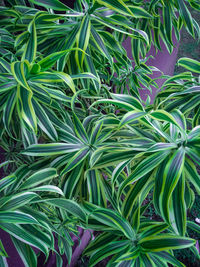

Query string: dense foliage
0 0 200 266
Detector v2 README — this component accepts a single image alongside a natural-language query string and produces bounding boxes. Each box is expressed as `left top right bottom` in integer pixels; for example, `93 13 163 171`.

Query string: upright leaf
76 15 91 68
22 20 37 63
159 148 185 223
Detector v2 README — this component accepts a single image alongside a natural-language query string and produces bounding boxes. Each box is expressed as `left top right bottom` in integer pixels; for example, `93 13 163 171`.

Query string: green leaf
45 198 86 221
11 61 31 91
76 15 91 68
20 168 57 190
171 174 186 235
92 99 135 111
73 113 89 143
11 237 37 267
71 72 99 82
3 90 17 134
171 110 186 131
154 159 168 214
162 72 193 87
87 170 106 207
29 185 64 196
90 121 103 145
139 235 195 252
32 100 58 141
139 223 169 239
163 2 173 45
60 236 72 265
91 26 112 64
111 93 144 111
151 251 184 267
23 143 83 156
0 192 38 211
188 126 200 140
57 24 80 71
177 0 194 36
131 37 140 66
60 147 89 175
0 58 11 73
88 240 130 267
111 160 130 188
0 240 8 257
91 149 137 168
128 6 152 19
150 110 183 131
0 223 49 255
0 211 38 224
177 57 200 73
0 161 14 169
55 72 76 94
84 232 117 256
44 87 71 102
115 246 139 262
98 31 123 52
29 72 61 83
139 253 155 266
0 175 16 192
38 49 76 71
118 151 170 199
15 31 29 48
29 0 68 10
146 143 177 152
87 206 135 239
22 20 37 63
17 85 37 132
185 147 200 165
0 256 8 267
159 148 185 223
122 173 152 218
187 221 200 234
184 158 200 194
120 111 146 127
62 164 83 198
0 81 16 93
97 0 134 17
33 100 58 141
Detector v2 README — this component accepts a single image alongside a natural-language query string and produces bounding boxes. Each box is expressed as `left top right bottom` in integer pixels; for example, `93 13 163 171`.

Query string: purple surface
69 229 92 267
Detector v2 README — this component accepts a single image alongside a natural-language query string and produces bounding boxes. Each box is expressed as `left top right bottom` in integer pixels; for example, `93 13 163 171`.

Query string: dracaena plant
0 0 200 267
0 161 92 266
0 20 98 139
155 57 200 126
1 0 199 97
81 201 196 267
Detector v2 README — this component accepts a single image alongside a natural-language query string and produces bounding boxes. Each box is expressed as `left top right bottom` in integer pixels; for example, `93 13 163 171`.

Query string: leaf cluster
0 0 200 266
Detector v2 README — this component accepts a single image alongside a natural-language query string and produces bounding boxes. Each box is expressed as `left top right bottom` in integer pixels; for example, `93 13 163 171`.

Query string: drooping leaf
45 198 86 221
11 237 37 267
20 168 57 190
178 57 200 73
139 235 195 252
0 211 38 224
23 143 83 156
